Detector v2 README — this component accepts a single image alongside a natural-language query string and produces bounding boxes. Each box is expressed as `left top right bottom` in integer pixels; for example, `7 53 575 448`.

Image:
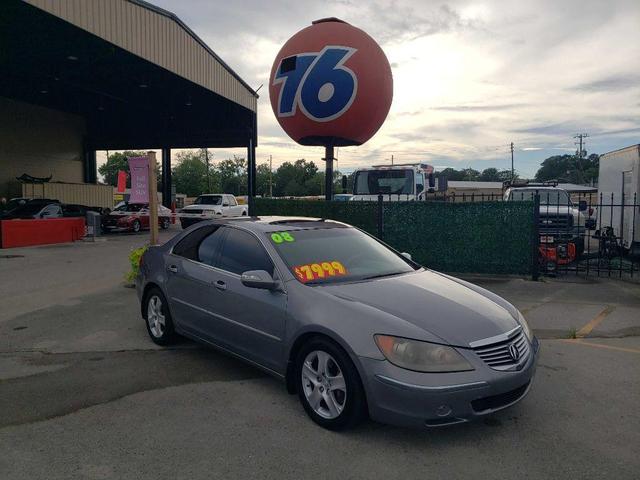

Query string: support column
161 148 172 208
247 112 257 215
83 149 97 184
324 145 334 202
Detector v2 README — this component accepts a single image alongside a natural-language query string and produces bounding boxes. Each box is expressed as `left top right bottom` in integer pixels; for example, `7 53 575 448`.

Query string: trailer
597 144 640 254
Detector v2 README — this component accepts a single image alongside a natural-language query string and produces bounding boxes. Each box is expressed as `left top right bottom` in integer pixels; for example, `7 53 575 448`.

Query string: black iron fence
526 191 640 279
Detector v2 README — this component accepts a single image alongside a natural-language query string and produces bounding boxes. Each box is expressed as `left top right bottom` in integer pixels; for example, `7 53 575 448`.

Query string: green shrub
125 245 148 284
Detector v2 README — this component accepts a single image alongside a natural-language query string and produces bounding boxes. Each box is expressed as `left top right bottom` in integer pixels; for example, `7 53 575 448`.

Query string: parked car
179 194 247 229
1 197 29 214
103 203 171 233
0 198 63 220
136 216 538 430
62 203 105 218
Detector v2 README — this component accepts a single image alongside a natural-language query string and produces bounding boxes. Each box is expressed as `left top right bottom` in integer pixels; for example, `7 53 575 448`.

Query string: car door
209 226 287 372
164 225 226 338
139 206 150 229
226 195 242 216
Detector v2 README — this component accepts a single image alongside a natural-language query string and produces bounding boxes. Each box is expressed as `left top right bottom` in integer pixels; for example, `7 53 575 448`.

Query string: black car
0 199 63 220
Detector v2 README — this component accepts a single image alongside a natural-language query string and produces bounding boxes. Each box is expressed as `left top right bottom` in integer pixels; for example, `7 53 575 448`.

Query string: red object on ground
117 170 127 193
0 218 85 248
539 243 577 266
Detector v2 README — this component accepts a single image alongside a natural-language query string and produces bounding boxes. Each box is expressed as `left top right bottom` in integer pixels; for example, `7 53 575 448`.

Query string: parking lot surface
1 230 639 479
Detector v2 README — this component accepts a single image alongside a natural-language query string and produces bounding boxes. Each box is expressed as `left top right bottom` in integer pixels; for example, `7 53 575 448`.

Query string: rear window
267 227 416 285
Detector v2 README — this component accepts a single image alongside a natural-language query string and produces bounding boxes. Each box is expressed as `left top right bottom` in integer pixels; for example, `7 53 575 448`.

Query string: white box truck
597 144 640 253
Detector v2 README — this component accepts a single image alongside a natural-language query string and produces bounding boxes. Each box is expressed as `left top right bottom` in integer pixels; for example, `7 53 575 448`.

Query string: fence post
377 194 384 239
531 194 540 281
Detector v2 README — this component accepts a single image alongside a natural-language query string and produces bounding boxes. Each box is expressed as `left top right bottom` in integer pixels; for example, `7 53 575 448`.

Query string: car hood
320 270 518 347
182 204 221 211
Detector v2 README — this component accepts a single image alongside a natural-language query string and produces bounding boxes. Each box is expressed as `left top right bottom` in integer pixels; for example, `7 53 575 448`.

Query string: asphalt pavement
1 229 639 479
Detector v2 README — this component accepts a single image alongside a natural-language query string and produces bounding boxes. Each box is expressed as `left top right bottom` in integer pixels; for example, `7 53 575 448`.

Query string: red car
102 203 172 233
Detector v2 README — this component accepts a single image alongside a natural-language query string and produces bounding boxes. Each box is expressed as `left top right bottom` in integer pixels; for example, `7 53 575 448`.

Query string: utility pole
204 148 211 193
269 155 273 197
391 154 394 165
574 133 589 184
510 142 514 181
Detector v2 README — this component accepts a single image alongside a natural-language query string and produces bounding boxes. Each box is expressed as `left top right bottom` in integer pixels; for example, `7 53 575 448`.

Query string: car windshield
114 203 145 212
508 189 571 205
353 169 414 195
268 226 417 285
193 195 222 205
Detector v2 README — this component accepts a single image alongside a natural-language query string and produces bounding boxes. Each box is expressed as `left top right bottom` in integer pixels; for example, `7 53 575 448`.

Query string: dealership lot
1 232 639 479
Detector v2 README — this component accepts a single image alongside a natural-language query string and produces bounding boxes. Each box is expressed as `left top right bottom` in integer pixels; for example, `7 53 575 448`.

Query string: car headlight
517 311 533 341
374 335 474 373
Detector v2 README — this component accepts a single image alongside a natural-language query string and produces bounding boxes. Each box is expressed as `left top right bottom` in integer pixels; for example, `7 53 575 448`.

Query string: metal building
0 0 258 208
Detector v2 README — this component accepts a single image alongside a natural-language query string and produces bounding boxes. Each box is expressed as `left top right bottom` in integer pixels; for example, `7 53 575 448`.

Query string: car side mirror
578 200 587 212
241 270 278 290
401 252 412 260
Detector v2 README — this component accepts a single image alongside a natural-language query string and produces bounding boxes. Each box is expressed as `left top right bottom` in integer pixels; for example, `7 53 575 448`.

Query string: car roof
210 216 350 233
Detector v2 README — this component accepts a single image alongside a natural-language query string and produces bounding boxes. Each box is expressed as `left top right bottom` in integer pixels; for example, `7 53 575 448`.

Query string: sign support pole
324 145 334 202
148 151 159 245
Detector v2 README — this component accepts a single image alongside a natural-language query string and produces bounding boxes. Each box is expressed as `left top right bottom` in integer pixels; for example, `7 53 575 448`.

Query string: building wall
0 96 86 198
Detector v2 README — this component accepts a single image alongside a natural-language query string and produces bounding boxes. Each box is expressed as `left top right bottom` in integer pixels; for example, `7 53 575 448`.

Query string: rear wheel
295 337 367 430
132 219 141 233
143 288 178 345
161 218 170 229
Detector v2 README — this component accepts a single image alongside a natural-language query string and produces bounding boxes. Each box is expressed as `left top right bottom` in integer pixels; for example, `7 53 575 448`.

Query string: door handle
168 265 178 273
214 280 227 291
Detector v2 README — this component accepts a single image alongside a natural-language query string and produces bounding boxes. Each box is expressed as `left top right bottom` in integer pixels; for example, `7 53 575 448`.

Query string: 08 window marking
270 232 295 244
273 45 358 122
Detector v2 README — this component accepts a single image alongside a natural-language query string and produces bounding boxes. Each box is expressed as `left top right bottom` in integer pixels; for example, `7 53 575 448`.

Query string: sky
101 0 640 178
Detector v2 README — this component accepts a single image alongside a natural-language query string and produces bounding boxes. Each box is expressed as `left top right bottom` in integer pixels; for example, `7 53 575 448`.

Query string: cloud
430 103 527 112
573 73 640 92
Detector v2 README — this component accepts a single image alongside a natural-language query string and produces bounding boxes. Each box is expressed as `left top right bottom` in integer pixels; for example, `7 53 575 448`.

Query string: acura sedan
136 216 538 430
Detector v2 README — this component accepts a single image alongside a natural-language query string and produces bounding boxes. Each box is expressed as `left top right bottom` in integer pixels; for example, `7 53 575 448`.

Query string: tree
98 151 145 186
479 168 500 181
172 151 212 197
439 167 465 181
256 163 272 197
273 159 318 196
534 153 599 184
218 156 247 195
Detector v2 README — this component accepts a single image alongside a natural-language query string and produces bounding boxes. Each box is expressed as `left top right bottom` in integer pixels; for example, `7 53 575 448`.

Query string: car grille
471 382 530 413
539 214 572 231
184 209 203 215
472 330 530 371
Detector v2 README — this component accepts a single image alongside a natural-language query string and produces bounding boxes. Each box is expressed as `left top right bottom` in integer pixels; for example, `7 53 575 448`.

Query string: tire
132 219 141 233
143 288 178 346
295 336 367 431
160 218 170 230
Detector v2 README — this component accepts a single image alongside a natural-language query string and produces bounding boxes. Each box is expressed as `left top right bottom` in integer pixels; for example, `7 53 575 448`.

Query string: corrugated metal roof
25 0 257 112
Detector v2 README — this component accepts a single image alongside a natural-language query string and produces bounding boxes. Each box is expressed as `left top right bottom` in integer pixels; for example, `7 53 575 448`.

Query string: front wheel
132 219 141 233
295 337 367 430
160 218 170 229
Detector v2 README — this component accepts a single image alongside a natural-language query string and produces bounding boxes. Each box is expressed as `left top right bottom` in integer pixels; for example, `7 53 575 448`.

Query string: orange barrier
0 218 85 248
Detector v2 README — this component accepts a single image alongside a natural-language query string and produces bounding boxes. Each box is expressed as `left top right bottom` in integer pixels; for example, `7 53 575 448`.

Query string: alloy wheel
147 295 165 338
301 350 347 419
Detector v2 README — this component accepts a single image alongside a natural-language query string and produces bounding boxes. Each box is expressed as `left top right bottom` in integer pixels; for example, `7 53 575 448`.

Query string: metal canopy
0 0 257 151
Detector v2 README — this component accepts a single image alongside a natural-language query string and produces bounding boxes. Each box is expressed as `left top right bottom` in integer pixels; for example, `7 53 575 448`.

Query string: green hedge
254 198 535 275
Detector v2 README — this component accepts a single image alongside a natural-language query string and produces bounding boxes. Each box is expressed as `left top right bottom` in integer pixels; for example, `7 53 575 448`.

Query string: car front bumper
359 336 540 428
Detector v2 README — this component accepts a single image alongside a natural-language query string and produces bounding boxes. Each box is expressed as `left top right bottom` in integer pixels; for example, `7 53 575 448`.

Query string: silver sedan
136 216 538 430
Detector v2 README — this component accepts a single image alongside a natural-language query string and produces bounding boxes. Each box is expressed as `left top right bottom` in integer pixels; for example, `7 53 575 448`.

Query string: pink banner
127 156 149 203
